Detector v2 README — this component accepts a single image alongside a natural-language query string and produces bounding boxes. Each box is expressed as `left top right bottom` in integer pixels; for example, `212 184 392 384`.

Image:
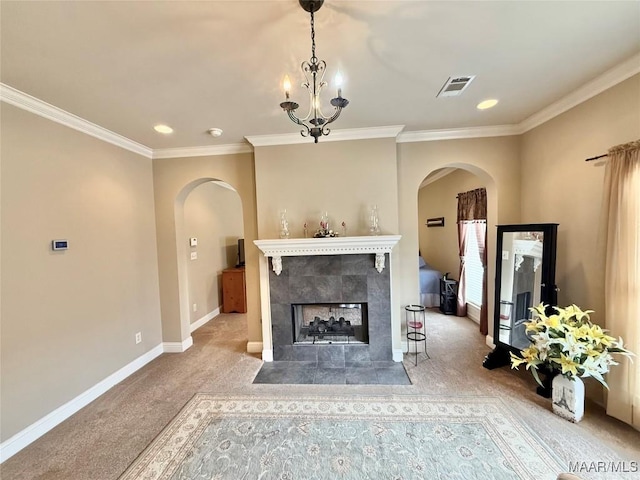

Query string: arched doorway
414 163 498 346
172 178 245 350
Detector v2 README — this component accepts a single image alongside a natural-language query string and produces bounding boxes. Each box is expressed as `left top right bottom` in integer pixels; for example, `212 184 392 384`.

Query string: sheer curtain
456 221 470 317
603 140 639 429
456 188 488 334
475 221 488 335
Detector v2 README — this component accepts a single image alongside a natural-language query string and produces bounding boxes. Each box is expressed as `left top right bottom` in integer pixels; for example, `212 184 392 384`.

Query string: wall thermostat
189 237 198 247
52 239 68 251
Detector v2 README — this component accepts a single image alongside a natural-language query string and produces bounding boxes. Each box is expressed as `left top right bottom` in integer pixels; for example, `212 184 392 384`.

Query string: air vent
436 75 476 97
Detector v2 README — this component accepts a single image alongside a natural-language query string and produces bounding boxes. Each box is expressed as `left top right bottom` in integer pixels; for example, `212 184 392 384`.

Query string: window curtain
475 221 488 335
457 221 470 317
456 188 488 335
603 140 640 429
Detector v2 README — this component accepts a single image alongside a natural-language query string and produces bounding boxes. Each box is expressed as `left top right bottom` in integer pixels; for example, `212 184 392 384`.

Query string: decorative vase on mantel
279 210 290 239
551 375 585 422
369 205 380 235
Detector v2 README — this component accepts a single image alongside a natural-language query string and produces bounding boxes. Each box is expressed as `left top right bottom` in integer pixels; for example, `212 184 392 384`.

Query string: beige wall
184 182 244 323
0 104 162 441
253 138 402 349
152 153 260 345
397 136 522 341
520 74 640 327
418 169 485 278
253 138 399 238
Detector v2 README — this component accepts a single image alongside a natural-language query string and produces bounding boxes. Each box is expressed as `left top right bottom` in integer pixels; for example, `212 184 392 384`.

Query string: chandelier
280 0 349 143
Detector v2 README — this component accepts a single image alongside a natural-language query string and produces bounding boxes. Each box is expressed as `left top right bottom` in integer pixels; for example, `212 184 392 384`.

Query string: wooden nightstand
222 267 246 313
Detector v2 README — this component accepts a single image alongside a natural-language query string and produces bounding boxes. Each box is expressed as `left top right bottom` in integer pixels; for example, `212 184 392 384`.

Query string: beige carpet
1 310 639 480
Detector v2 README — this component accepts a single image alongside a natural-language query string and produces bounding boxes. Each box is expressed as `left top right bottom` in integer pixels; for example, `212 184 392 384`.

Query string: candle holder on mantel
279 209 290 239
314 211 339 237
369 205 380 235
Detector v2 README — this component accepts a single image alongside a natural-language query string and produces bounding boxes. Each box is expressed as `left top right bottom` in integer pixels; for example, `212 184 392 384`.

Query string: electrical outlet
502 250 509 260
192 303 197 312
135 332 142 344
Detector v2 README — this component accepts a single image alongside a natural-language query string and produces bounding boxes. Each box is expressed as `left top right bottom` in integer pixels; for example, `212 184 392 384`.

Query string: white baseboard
190 307 220 333
163 336 193 353
467 303 481 324
262 349 273 362
246 341 263 353
0 344 164 463
486 335 495 349
392 348 404 362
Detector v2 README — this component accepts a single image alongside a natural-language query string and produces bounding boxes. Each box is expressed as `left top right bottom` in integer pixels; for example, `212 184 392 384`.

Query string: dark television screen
237 238 245 267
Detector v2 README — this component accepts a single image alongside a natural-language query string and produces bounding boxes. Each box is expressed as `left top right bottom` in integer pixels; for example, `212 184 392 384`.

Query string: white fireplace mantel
513 239 543 272
254 235 401 275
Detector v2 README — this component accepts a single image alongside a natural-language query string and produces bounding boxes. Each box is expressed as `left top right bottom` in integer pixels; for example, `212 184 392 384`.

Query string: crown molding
3 53 637 157
397 124 519 143
152 143 253 159
0 83 153 158
245 125 406 147
518 52 640 134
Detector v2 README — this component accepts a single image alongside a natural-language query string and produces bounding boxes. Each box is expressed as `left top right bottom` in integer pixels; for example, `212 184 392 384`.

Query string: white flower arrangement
510 304 634 388
313 220 339 238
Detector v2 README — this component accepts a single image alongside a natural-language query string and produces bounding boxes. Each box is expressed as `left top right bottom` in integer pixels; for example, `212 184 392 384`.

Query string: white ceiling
1 1 639 149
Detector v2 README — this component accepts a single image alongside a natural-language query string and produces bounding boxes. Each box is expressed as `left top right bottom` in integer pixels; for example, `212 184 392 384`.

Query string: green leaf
531 367 544 388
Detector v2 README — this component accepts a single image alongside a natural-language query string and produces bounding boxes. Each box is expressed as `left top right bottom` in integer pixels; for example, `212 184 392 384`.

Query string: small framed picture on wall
426 217 445 227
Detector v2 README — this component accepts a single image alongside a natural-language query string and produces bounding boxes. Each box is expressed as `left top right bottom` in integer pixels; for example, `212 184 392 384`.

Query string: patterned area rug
119 394 562 480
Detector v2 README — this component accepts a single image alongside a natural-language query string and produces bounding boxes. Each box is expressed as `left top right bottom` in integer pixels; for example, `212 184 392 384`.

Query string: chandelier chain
310 9 317 64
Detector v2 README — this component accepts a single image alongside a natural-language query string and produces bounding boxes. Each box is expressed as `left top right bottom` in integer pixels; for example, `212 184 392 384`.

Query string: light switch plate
189 237 198 247
190 252 197 260
502 250 509 260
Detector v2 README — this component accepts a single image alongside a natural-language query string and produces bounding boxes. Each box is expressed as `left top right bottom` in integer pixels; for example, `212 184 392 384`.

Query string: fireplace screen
292 303 368 345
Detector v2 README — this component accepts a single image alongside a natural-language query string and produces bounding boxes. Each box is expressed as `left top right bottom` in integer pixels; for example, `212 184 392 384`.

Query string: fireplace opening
292 303 369 345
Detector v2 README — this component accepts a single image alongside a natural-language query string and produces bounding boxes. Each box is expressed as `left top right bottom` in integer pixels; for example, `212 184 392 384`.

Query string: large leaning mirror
483 223 558 370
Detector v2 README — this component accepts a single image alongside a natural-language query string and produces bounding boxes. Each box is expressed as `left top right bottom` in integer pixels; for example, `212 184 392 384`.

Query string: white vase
369 205 380 235
279 210 290 239
551 375 585 422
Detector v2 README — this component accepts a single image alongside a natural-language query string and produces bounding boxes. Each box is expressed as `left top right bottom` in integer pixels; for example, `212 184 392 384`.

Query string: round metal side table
405 304 429 366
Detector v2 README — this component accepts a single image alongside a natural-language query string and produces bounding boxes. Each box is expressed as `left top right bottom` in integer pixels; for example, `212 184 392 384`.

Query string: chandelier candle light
280 0 349 143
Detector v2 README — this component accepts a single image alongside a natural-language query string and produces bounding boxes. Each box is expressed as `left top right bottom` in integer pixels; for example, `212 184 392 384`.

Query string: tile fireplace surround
254 236 401 364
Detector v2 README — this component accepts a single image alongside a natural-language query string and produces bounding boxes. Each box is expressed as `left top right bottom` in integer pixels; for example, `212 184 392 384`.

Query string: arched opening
173 178 246 347
415 164 498 344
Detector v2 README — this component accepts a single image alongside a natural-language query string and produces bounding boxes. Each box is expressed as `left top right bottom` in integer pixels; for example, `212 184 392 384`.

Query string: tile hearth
253 361 411 385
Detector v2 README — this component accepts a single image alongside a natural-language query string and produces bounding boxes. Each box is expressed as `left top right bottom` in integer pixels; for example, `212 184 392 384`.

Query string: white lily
509 303 634 389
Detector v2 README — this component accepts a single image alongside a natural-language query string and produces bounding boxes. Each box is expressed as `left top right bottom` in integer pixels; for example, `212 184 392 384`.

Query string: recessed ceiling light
477 99 499 110
154 124 173 134
208 128 223 137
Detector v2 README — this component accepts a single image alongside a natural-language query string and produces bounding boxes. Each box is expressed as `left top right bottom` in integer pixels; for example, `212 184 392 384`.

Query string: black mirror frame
483 223 558 373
